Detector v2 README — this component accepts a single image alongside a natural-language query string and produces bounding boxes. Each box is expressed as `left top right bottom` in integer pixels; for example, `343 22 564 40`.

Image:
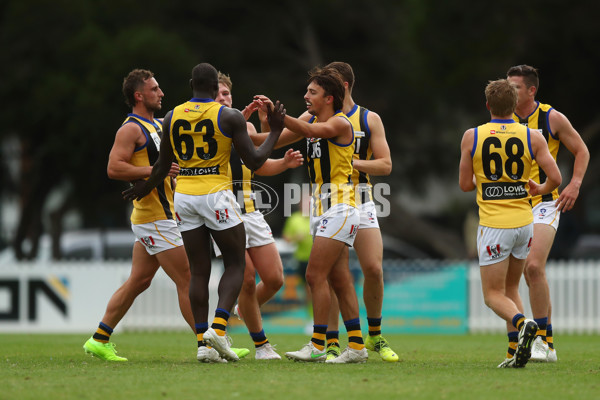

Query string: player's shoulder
117 117 143 136
299 111 313 121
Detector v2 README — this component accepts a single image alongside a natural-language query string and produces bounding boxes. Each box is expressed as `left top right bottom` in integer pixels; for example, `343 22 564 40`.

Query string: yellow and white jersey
307 111 356 216
346 104 374 205
472 119 533 228
168 98 232 195
124 114 176 225
512 101 559 207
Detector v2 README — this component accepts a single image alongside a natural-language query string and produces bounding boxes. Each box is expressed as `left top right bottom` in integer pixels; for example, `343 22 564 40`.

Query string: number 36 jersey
306 111 356 216
471 119 533 228
167 98 233 195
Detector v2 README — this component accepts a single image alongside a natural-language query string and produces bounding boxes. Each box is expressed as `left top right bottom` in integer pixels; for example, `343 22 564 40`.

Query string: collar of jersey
189 98 214 103
490 118 516 124
127 113 158 126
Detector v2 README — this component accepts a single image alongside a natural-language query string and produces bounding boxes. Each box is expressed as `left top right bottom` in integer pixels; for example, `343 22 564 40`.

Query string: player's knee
241 274 257 290
305 270 319 289
362 263 383 281
525 260 546 282
481 287 500 309
265 271 284 291
482 293 495 309
132 276 153 294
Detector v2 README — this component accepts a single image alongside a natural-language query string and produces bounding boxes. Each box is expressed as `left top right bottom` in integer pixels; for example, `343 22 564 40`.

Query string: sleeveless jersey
124 114 175 224
512 101 559 206
307 111 356 216
346 104 373 205
228 146 256 214
472 119 533 228
168 98 232 195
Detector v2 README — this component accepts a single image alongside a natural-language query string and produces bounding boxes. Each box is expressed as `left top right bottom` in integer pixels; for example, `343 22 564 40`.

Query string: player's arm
549 110 590 211
352 111 392 176
122 111 177 201
458 128 476 192
529 129 562 197
255 149 304 176
225 102 285 171
284 113 353 145
107 123 152 181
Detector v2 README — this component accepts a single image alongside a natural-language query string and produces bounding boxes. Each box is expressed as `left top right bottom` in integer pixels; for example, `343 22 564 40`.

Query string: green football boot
326 344 341 361
83 337 128 361
364 335 398 362
231 347 250 359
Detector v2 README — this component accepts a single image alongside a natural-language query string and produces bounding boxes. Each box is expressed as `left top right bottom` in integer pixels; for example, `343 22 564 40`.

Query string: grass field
2 332 599 400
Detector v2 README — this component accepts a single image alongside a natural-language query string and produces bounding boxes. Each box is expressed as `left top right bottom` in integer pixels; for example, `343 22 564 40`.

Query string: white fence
1 259 599 333
468 260 600 333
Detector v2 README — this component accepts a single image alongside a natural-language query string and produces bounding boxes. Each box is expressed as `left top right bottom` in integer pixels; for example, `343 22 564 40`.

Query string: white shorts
358 201 380 230
132 219 184 256
310 203 360 246
477 223 533 266
213 211 274 257
174 190 243 232
533 201 560 230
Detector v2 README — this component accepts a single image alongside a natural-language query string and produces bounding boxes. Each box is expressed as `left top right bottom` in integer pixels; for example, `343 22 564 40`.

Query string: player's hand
555 181 580 212
123 179 152 201
284 149 303 168
528 179 542 197
241 101 259 121
267 100 286 133
167 162 180 178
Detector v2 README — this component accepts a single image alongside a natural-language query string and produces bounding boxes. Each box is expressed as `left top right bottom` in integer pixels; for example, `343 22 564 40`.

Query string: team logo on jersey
318 218 329 232
367 212 375 223
500 125 507 130
215 209 230 223
265 224 273 236
486 244 501 259
140 236 156 248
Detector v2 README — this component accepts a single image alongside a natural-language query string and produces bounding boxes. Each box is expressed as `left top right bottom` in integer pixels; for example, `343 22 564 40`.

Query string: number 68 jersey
167 98 233 195
471 119 534 228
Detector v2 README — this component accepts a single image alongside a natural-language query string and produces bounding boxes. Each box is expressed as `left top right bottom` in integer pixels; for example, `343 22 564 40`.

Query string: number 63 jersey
167 98 233 195
471 119 534 229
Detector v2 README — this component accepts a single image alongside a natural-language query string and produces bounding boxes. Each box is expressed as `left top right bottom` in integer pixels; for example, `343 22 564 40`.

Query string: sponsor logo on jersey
215 209 230 223
486 244 501 259
348 224 358 237
179 166 220 176
481 182 527 200
141 236 156 248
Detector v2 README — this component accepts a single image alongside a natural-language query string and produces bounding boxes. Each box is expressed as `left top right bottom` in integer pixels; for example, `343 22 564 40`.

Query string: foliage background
1 0 598 259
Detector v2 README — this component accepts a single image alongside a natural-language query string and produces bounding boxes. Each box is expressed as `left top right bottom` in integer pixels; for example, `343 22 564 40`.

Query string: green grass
2 332 599 400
